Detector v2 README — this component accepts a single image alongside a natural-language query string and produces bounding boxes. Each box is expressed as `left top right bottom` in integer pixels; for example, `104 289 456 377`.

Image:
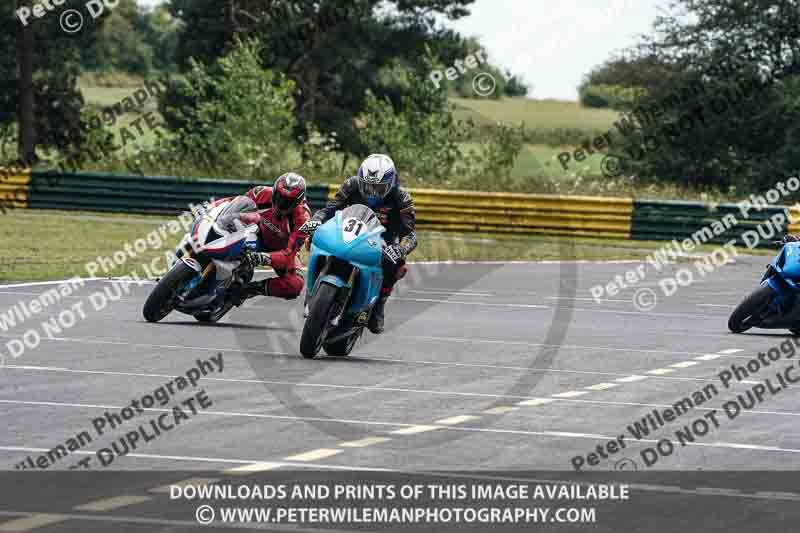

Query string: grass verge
0 210 772 282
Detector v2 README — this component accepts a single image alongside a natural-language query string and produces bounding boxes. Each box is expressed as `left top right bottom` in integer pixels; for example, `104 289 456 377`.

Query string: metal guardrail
0 169 794 245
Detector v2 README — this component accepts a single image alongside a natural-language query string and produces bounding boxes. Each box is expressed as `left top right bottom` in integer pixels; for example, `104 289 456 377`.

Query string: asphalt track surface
2 251 800 532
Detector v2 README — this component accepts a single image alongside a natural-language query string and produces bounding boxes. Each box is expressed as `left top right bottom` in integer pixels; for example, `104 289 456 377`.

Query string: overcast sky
136 0 663 101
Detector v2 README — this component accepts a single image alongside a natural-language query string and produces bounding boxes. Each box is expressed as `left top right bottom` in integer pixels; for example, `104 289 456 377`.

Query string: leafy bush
136 38 296 178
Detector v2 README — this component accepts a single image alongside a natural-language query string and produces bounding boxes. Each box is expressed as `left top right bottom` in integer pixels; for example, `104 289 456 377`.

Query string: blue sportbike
729 241 800 334
300 204 400 357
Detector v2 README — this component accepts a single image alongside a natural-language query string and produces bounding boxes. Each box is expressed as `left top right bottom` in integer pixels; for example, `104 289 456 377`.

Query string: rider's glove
386 243 407 263
243 250 272 270
299 219 322 251
299 219 322 235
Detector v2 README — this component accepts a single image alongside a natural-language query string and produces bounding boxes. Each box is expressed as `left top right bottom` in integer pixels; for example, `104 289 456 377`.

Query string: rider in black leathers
308 154 416 334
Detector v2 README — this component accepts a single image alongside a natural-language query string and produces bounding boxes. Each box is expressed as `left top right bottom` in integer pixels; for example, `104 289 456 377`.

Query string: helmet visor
274 192 297 211
361 181 392 199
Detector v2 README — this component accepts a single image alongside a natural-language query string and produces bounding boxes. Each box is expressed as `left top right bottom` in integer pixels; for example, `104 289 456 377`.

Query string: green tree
81 0 154 74
166 0 475 154
142 38 296 177
606 0 800 190
1 0 102 164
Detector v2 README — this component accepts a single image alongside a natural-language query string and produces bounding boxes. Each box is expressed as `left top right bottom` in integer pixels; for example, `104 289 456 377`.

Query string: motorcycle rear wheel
300 283 338 358
143 261 196 323
728 285 773 333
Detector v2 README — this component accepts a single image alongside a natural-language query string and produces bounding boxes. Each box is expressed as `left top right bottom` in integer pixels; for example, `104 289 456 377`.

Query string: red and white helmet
272 172 306 213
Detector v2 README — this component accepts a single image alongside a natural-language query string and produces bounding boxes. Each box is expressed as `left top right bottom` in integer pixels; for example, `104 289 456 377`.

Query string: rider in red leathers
229 172 311 303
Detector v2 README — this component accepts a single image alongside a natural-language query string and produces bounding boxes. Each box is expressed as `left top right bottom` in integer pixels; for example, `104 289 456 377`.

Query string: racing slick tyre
323 330 361 357
728 285 773 333
300 283 339 358
143 261 195 323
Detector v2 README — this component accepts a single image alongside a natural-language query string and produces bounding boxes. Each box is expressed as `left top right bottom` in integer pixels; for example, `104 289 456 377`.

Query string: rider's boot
231 280 267 306
367 295 389 334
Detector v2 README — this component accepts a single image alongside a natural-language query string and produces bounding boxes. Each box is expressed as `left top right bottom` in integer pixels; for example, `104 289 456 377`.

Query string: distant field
80 83 163 152
451 97 619 131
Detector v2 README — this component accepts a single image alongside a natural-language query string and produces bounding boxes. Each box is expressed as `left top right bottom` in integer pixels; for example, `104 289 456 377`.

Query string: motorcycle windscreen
215 196 258 233
339 204 383 243
203 196 258 258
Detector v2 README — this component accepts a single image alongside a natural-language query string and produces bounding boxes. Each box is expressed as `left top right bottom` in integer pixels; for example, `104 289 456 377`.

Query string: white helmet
357 153 397 206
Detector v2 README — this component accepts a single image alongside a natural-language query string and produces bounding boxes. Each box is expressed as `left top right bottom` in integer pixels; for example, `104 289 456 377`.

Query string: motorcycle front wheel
728 285 774 333
300 283 339 358
143 261 196 323
324 329 361 357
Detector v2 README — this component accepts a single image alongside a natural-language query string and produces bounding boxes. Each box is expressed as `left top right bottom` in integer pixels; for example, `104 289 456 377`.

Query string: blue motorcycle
729 241 800 334
300 204 398 357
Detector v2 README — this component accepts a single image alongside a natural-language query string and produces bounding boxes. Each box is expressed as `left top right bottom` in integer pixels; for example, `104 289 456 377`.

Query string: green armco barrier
28 171 331 214
20 170 798 245
631 199 789 247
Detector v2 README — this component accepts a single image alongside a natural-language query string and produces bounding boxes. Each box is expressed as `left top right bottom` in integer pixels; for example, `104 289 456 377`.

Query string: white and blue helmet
357 154 397 206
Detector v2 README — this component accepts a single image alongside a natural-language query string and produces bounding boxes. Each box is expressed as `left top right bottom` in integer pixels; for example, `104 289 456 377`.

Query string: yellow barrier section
327 185 633 238
0 167 31 209
789 205 800 235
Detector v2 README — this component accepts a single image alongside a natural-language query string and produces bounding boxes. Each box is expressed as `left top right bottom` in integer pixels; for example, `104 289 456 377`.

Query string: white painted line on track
224 462 281 475
406 289 494 297
434 415 480 425
516 398 555 407
547 297 630 303
482 406 518 414
284 449 342 462
0 446 393 471
339 437 391 448
74 496 152 512
0 278 105 289
0 514 69 532
647 368 676 375
615 375 648 382
2 367 687 405
403 335 758 360
695 354 725 361
719 348 744 354
670 361 699 368
393 297 550 309
390 425 440 435
585 383 618 391
551 390 589 398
